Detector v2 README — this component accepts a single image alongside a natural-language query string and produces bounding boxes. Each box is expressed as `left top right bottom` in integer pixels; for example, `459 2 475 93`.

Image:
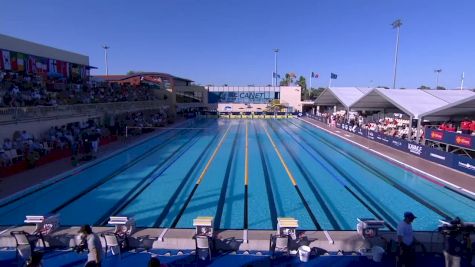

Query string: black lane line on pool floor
96 128 206 226
49 128 195 215
214 122 241 229
304 118 475 203
0 123 197 209
281 121 397 230
268 120 341 230
253 122 278 230
289 120 454 222
262 121 322 231
170 124 232 228
152 126 222 228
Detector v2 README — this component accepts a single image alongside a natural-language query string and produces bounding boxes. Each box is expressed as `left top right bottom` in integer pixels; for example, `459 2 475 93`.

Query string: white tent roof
351 89 475 119
419 94 475 118
314 87 373 108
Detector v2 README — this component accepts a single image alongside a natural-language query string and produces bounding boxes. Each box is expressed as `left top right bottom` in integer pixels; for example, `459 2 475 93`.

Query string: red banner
455 136 472 148
430 130 444 141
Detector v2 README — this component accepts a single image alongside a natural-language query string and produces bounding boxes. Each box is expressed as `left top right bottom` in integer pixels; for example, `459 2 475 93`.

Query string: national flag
2 50 11 70
330 73 338 79
10 52 18 71
27 56 36 73
66 62 70 77
49 59 57 73
273 72 281 79
17 53 25 72
311 72 319 78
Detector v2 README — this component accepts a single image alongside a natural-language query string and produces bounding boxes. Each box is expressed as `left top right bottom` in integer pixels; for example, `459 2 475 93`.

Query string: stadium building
0 33 93 87
207 86 303 112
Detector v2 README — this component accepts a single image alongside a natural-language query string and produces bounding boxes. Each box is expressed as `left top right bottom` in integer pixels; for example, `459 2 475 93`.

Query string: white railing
0 100 168 124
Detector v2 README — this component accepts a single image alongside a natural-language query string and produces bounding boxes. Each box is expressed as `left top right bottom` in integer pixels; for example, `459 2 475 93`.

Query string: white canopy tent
314 87 372 113
419 94 475 119
350 88 475 141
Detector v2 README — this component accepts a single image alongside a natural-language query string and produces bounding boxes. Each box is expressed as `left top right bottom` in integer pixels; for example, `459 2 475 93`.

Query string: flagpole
460 72 465 90
328 78 332 88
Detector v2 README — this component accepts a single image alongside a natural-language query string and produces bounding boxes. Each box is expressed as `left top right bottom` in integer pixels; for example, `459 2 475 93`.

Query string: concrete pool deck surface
300 117 475 194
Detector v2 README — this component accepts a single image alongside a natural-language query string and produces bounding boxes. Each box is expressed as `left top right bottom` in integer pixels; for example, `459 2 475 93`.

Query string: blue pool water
0 119 474 231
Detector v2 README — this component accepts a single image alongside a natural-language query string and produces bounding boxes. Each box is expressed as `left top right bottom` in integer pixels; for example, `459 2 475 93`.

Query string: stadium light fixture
273 48 279 86
434 69 442 89
391 19 402 89
102 44 110 76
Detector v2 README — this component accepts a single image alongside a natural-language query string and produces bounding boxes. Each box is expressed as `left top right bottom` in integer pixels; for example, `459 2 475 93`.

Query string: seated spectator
3 138 13 150
461 118 472 135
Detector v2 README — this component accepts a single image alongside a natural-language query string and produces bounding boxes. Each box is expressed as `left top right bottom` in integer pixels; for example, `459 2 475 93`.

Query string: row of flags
0 50 88 79
272 71 338 79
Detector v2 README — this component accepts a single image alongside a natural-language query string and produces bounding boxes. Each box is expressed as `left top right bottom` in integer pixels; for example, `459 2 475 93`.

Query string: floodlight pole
102 45 110 76
392 19 402 89
434 69 442 89
460 72 465 90
274 48 279 86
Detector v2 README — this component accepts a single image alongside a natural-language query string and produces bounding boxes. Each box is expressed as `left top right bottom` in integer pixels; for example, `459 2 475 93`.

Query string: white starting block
24 214 60 236
277 217 298 239
107 216 135 236
356 218 385 239
193 216 214 237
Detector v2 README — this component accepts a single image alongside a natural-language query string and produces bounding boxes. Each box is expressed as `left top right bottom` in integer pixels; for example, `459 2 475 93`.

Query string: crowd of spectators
0 108 169 170
438 119 475 135
0 71 159 108
321 111 424 143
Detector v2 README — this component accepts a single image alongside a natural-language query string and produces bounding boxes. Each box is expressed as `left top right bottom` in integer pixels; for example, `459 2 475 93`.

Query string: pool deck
0 119 185 200
299 117 475 195
0 225 450 254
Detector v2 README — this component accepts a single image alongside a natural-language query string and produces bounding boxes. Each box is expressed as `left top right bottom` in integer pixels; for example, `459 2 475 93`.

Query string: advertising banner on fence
425 128 474 150
453 156 475 176
422 147 454 168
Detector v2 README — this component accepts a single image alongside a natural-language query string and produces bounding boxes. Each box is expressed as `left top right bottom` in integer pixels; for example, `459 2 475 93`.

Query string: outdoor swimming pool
0 119 474 231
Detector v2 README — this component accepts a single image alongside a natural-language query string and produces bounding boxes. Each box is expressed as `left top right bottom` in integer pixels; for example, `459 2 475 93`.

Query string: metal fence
0 100 168 124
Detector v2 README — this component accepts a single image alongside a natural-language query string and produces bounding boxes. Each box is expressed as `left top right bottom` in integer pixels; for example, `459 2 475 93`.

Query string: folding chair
270 234 290 258
195 235 212 261
10 231 33 266
102 232 121 258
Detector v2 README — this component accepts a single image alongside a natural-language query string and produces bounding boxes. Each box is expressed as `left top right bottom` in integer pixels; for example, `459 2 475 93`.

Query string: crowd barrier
425 128 474 150
307 114 475 176
0 100 168 124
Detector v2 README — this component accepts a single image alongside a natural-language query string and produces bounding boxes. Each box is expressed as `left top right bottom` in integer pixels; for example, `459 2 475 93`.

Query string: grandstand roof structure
314 87 372 108
350 88 475 119
419 94 475 118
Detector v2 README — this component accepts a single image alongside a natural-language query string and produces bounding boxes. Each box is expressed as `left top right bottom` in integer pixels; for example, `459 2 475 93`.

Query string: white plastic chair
195 235 212 260
270 234 289 258
102 233 121 258
10 231 33 265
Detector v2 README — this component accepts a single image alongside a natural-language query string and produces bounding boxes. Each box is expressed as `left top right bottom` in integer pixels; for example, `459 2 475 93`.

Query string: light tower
391 19 402 89
102 44 110 76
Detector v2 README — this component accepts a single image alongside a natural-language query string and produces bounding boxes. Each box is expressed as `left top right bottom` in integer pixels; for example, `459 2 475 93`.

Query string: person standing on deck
397 212 417 267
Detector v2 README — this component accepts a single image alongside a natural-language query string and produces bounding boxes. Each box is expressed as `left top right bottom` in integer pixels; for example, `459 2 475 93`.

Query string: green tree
309 87 325 100
279 72 296 86
296 76 308 99
377 86 390 89
417 85 431 89
126 70 145 75
436 86 446 90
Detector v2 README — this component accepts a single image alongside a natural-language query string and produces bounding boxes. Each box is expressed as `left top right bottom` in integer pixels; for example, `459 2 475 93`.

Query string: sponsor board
455 135 472 148
407 143 423 156
453 156 475 176
430 130 444 141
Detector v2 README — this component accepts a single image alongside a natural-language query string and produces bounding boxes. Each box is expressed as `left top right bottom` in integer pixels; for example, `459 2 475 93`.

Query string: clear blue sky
2 0 474 89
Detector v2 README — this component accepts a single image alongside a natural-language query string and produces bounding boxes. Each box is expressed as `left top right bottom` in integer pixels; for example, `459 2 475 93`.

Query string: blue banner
452 156 475 176
422 147 454 168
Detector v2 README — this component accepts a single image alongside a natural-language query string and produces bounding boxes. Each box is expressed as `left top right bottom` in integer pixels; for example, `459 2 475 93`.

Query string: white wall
279 86 302 112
